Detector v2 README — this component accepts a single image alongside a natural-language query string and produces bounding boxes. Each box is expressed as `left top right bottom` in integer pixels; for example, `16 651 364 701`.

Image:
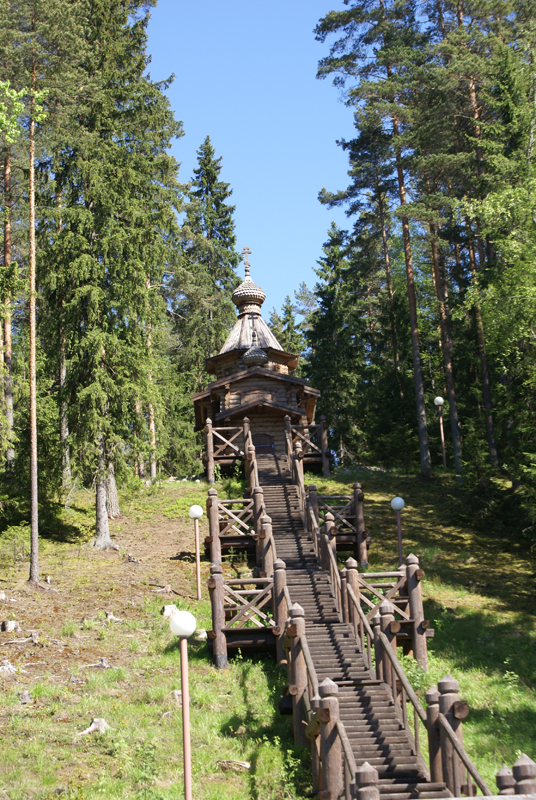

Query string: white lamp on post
390 496 405 566
170 610 197 800
189 505 203 601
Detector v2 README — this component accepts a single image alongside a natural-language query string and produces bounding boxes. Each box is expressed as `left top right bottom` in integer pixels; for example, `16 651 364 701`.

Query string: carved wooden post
318 678 343 799
288 603 308 747
320 415 330 478
243 415 250 446
260 514 274 578
406 553 428 671
352 482 367 567
379 600 396 694
207 564 228 669
253 485 264 567
206 487 221 566
496 766 515 795
284 414 292 464
372 612 382 681
294 441 304 494
438 675 467 796
340 568 349 624
310 693 322 795
324 512 335 570
309 483 320 528
247 444 256 491
273 559 288 664
426 686 442 784
345 557 360 643
355 762 379 800
205 417 215 484
513 754 536 795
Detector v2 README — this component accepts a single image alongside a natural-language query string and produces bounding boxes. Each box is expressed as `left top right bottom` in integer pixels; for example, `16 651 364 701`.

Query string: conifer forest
1 0 536 568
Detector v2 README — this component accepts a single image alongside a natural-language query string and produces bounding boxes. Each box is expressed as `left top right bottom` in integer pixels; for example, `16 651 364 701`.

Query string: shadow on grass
425 599 536 688
220 653 311 800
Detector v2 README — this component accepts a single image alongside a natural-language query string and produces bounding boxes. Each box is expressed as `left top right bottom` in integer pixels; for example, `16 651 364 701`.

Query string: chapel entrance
252 433 274 454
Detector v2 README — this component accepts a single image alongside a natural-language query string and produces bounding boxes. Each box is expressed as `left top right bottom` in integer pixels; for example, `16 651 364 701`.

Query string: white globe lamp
169 609 197 638
189 505 203 519
434 396 444 407
391 496 405 511
391 497 405 566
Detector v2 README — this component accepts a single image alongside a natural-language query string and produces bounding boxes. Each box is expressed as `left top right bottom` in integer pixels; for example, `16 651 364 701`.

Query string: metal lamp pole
170 610 197 800
189 505 204 601
434 396 447 468
390 496 405 566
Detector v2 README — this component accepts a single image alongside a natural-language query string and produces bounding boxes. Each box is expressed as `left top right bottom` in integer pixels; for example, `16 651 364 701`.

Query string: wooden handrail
327 542 342 589
347 585 374 640
283 585 292 611
378 630 427 724
336 718 358 777
300 634 319 697
437 713 492 796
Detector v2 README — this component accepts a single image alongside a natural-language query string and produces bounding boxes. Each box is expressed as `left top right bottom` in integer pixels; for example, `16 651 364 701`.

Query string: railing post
205 417 215 485
207 563 228 669
320 414 330 478
273 559 288 664
253 485 264 567
406 553 428 671
260 514 274 578
513 754 536 795
206 487 221 566
372 612 382 681
294 441 304 496
340 568 349 624
379 601 396 694
438 675 466 796
309 483 320 528
324 512 336 570
345 557 361 643
496 766 515 795
353 482 368 568
247 444 256 492
243 415 250 446
288 603 308 747
310 693 322 795
426 686 442 784
318 678 343 799
355 762 379 800
284 414 292 468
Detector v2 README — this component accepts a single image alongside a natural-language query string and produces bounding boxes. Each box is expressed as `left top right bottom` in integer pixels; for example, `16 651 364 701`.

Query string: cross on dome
241 246 252 276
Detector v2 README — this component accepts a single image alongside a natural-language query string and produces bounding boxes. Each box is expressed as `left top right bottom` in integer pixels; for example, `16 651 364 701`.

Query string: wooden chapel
192 248 330 480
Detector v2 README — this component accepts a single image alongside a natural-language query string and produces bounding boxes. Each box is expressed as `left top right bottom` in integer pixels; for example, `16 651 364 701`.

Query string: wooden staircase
256 454 451 800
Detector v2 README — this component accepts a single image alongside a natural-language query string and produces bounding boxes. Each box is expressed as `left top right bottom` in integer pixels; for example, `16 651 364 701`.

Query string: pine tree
41 0 182 547
167 136 239 473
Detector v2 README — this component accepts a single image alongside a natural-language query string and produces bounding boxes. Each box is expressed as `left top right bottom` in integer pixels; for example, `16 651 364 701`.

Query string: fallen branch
217 760 251 772
77 718 110 735
81 657 111 669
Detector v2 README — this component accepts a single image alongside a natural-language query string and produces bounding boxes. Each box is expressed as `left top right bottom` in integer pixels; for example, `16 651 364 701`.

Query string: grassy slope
0 469 534 798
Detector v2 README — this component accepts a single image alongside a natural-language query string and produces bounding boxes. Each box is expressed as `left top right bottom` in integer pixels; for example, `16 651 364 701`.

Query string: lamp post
170 610 197 800
434 396 447 468
189 505 203 601
390 496 405 566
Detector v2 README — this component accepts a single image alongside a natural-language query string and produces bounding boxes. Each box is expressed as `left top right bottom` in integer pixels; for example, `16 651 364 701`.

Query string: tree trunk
465 220 500 469
377 190 402 394
106 461 121 518
94 443 116 550
135 398 145 478
60 339 71 488
429 224 463 479
148 401 157 479
28 61 40 585
3 154 14 465
392 124 431 477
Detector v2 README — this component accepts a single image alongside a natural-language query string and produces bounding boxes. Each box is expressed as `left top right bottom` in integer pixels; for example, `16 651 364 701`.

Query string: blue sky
146 0 353 316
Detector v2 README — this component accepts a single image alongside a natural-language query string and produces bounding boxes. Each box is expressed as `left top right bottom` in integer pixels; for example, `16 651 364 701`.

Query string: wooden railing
306 482 369 567
288 414 330 477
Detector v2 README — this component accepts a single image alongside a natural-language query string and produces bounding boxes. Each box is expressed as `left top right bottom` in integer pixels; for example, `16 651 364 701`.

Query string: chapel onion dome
232 262 266 313
242 332 269 367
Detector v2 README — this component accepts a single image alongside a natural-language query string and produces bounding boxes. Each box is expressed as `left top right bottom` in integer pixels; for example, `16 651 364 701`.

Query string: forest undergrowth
0 468 535 799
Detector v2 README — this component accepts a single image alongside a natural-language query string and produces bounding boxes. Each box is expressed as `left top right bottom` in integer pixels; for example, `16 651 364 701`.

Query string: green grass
1 468 535 798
